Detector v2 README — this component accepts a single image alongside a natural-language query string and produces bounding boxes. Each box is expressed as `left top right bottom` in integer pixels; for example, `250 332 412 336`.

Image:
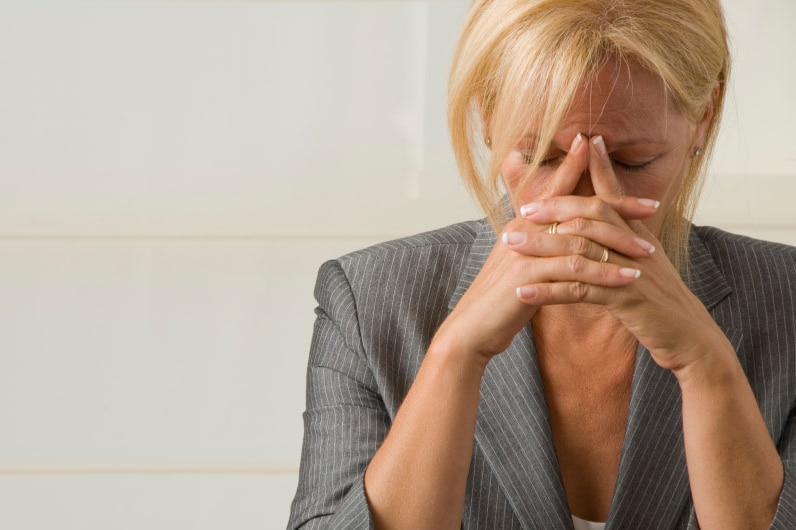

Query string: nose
572 170 595 197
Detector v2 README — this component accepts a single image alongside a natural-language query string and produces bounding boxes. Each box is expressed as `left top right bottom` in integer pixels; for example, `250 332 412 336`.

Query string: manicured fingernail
637 198 661 209
571 133 584 152
633 237 656 254
517 285 538 299
592 135 607 156
502 232 526 245
619 268 642 279
520 202 541 217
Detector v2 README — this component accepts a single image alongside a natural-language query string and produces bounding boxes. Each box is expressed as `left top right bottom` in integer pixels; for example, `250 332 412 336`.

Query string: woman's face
499 59 710 237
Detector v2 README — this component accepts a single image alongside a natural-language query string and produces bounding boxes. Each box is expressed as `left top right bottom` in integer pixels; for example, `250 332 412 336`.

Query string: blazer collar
449 220 738 530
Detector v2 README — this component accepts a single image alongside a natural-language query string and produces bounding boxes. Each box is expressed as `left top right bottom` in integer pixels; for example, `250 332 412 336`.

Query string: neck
531 305 638 377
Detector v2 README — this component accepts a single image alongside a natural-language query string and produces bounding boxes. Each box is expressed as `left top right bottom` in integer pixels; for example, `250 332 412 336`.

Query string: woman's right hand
430 133 659 363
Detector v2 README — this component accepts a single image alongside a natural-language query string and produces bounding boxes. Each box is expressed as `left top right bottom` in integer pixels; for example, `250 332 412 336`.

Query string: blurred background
0 1 794 528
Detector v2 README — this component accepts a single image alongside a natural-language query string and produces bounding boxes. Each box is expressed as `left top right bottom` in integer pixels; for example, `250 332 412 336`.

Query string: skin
363 58 783 529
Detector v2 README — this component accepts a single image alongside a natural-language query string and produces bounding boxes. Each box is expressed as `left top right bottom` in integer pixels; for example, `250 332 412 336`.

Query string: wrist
427 334 491 376
672 332 741 390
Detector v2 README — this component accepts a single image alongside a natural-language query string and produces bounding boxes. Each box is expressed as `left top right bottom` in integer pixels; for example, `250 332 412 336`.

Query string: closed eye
521 152 656 172
613 159 655 172
524 155 652 172
522 153 565 167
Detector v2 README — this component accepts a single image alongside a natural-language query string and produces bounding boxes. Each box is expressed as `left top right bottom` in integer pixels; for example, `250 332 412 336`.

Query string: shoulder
320 218 484 283
693 225 796 344
695 225 796 258
693 225 796 283
337 219 483 266
313 218 485 306
312 220 487 400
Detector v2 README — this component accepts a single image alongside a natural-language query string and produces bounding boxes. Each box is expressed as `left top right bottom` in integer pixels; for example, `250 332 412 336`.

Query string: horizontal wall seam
0 234 402 242
0 467 298 476
0 227 795 242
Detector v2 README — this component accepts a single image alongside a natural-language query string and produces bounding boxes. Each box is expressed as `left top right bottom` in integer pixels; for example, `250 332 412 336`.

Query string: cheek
619 173 674 199
622 170 686 235
499 155 524 190
622 161 687 206
499 155 551 204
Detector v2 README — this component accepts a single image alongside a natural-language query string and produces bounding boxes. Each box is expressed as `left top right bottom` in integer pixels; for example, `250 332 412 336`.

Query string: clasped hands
434 133 730 378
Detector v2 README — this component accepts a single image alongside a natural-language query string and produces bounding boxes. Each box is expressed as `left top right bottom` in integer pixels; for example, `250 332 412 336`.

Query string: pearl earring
693 146 702 157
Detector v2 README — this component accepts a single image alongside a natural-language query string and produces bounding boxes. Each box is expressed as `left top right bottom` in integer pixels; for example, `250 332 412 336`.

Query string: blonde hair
448 0 730 270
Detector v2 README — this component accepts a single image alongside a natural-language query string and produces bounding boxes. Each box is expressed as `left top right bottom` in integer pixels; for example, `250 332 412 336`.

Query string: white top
572 514 607 530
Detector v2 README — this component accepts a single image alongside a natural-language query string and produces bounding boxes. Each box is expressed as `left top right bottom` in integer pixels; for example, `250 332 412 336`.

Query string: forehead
560 59 683 144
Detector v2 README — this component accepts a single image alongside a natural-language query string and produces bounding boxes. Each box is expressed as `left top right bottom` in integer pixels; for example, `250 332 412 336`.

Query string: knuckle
591 198 611 218
566 254 587 274
528 233 546 250
570 236 590 256
506 255 530 277
539 183 556 198
569 217 590 233
568 281 589 301
544 196 562 210
504 217 525 232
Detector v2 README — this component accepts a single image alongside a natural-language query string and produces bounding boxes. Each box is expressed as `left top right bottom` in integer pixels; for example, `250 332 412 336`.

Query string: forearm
676 334 783 530
364 341 487 530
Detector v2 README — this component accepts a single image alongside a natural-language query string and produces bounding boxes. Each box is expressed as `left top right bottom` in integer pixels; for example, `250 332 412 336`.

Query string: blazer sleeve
287 259 389 529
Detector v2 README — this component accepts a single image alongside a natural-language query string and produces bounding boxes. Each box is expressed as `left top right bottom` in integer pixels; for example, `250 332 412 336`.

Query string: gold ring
599 247 609 263
548 222 560 235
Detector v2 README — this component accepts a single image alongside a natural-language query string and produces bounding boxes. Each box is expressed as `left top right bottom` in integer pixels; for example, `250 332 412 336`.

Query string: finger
536 133 589 199
502 227 654 259
520 194 660 224
589 135 625 197
627 217 658 239
556 220 657 257
510 254 642 289
516 277 639 306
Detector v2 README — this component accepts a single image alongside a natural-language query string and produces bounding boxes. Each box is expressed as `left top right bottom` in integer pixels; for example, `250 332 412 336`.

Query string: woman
289 1 796 529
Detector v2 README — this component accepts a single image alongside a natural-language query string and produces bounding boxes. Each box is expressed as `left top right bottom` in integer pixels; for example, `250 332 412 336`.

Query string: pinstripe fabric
287 220 796 530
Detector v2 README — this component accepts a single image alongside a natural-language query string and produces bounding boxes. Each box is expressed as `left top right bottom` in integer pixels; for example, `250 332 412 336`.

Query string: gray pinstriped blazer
288 219 796 529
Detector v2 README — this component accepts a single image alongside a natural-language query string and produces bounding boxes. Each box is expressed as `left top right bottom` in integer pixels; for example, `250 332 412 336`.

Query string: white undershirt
572 514 607 530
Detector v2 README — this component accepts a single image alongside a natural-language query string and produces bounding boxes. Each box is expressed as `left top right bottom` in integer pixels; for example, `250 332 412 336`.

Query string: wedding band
548 222 560 235
599 247 609 263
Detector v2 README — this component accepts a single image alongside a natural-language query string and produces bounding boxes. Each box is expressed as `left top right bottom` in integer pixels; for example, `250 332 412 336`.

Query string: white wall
0 1 793 528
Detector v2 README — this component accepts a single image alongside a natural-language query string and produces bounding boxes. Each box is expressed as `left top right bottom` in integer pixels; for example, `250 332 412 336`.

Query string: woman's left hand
512 137 732 374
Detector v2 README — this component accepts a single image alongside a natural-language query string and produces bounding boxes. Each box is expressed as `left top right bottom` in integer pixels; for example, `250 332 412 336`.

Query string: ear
694 81 719 148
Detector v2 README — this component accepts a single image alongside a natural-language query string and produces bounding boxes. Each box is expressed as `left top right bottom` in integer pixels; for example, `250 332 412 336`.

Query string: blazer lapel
605 341 690 529
476 326 572 529
607 228 740 529
449 219 571 530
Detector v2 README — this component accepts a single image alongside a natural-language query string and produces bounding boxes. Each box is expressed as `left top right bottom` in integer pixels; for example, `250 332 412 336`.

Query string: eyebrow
522 134 667 150
609 138 668 149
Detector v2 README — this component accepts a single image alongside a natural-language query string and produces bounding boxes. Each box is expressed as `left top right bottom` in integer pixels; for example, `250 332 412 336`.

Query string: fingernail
637 198 661 209
571 133 584 152
592 135 607 156
633 237 656 254
520 202 541 217
502 232 526 245
619 268 642 279
517 285 538 299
